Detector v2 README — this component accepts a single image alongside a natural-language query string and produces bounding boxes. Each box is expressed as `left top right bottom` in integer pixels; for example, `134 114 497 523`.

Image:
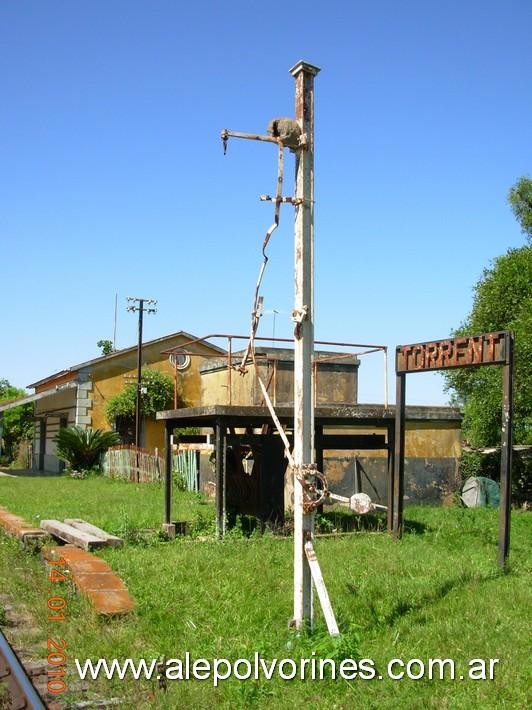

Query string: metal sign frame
392 330 514 567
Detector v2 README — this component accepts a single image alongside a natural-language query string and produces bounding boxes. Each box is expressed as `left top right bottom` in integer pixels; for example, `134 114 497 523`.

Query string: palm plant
55 426 120 472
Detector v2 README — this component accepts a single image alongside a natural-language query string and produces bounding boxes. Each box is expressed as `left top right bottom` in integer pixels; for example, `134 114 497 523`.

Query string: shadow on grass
369 568 504 629
318 510 429 535
0 468 62 478
403 518 429 535
317 509 387 533
224 510 430 536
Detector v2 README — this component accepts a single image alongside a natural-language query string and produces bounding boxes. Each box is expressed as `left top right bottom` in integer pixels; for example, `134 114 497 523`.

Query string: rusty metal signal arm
221 128 278 155
219 62 338 637
221 116 306 154
220 120 303 374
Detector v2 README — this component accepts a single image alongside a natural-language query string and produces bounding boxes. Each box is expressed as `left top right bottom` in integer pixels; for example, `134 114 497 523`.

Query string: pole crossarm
127 296 158 314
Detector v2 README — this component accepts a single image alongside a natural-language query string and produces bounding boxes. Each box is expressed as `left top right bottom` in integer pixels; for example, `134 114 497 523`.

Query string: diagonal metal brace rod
329 492 388 511
304 539 340 636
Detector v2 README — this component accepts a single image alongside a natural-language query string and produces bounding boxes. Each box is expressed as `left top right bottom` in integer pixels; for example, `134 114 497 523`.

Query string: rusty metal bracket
291 305 308 339
294 463 329 513
291 306 308 324
298 132 308 149
259 195 303 205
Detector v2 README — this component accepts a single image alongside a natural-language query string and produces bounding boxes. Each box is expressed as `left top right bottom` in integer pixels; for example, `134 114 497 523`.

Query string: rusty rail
0 627 46 709
162 332 389 407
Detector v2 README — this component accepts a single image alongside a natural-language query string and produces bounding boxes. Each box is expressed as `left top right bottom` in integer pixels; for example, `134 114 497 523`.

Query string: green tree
105 369 176 424
508 176 532 244
0 380 33 462
97 339 114 355
443 246 532 446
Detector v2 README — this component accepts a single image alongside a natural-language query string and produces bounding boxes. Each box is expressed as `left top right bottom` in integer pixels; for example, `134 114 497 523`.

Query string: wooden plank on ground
63 519 123 547
39 520 107 551
18 528 47 542
44 545 136 615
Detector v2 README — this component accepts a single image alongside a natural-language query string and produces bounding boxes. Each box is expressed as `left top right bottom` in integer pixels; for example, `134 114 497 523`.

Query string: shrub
55 426 120 472
105 369 176 424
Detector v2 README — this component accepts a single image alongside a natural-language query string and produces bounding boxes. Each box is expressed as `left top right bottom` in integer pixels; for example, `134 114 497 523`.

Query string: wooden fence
102 445 164 483
102 445 199 490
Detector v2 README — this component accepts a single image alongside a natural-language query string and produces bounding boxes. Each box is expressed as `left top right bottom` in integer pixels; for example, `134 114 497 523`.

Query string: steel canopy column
290 60 320 630
387 419 395 534
499 332 514 567
315 424 324 514
164 422 172 525
215 419 226 538
393 374 406 538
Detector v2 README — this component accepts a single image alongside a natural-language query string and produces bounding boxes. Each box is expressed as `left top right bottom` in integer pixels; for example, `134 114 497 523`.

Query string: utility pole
272 309 279 347
290 60 320 631
113 293 118 351
126 297 157 448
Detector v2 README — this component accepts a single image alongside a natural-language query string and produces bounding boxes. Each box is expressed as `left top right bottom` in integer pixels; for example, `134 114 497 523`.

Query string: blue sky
1 1 530 404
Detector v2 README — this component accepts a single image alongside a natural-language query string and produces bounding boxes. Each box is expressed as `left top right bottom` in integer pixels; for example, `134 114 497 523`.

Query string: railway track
0 626 46 709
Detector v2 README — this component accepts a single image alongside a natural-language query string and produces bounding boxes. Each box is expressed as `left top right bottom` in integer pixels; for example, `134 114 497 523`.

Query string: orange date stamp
45 554 68 695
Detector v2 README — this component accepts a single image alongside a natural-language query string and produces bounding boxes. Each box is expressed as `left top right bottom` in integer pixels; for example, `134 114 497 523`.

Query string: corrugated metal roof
0 382 78 413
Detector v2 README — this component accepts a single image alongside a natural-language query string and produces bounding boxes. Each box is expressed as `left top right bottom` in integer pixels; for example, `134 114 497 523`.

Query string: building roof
157 403 463 428
27 330 226 389
0 382 77 413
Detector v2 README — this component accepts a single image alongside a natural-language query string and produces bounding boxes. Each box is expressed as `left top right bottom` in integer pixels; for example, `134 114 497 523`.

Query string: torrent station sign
396 331 509 373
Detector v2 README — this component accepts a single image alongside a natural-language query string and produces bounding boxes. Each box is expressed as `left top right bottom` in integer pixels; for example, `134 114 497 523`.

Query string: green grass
0 474 214 536
0 475 530 709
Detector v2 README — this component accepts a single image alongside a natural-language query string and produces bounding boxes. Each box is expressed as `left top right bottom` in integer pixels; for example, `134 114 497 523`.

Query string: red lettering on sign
413 345 424 370
402 345 413 366
488 332 503 362
468 336 483 364
454 338 467 365
440 340 453 367
426 343 439 368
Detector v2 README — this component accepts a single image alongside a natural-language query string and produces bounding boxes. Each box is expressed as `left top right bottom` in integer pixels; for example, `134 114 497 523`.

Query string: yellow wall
404 421 462 458
322 421 461 459
145 418 165 452
88 334 221 450
201 357 358 407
